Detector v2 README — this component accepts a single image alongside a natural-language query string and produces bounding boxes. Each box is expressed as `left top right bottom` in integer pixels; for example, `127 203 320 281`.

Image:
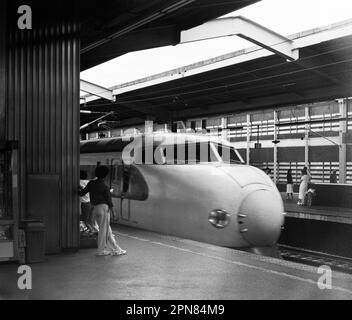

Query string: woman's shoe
111 249 127 256
96 250 112 256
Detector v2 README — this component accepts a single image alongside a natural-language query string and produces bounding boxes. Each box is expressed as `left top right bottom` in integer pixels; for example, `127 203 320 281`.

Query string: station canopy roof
80 0 260 70
11 0 257 70
80 10 352 131
81 19 352 129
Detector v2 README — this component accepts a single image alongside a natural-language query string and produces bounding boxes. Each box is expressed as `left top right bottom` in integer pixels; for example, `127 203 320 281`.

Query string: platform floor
281 193 352 224
1 225 352 300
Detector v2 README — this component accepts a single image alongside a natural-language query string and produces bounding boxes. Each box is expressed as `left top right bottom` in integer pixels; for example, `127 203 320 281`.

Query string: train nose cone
238 190 284 246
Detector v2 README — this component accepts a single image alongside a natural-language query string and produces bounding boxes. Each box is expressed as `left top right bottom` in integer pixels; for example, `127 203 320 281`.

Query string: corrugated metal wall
0 2 6 141
4 2 80 250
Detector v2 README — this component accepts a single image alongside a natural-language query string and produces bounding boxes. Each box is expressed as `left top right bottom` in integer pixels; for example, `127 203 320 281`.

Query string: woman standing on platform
286 169 293 200
79 165 127 256
298 167 309 206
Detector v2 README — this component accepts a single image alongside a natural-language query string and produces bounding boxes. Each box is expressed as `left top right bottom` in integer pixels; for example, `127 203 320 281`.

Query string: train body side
81 152 284 248
80 134 284 248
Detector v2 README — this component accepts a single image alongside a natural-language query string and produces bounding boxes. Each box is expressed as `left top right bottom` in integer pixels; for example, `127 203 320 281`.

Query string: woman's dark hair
287 169 292 174
95 165 109 179
302 167 307 175
80 170 88 180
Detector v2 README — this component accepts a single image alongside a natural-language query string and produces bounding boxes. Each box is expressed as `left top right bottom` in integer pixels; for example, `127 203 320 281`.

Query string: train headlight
208 209 230 228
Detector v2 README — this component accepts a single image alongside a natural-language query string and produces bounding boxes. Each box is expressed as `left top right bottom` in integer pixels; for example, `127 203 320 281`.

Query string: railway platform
281 193 352 224
1 225 352 300
279 193 352 259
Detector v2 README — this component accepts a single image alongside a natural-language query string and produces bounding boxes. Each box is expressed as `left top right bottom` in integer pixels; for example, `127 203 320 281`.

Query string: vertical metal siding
0 2 6 140
5 9 80 250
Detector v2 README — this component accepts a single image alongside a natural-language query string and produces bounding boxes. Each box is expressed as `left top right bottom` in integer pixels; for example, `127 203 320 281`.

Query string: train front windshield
159 142 217 164
214 143 243 164
157 142 243 164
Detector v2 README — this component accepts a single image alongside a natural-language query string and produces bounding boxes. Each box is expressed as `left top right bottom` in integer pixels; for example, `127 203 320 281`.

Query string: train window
80 165 97 180
110 165 123 197
186 142 217 163
122 167 129 193
162 142 218 164
215 144 243 164
123 166 149 201
111 165 148 201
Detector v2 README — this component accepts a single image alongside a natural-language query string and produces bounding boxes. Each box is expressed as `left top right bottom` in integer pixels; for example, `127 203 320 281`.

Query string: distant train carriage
80 132 285 250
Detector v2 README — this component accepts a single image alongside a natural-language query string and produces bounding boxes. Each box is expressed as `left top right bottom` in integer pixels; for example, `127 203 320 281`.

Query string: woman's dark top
287 172 293 184
79 179 113 208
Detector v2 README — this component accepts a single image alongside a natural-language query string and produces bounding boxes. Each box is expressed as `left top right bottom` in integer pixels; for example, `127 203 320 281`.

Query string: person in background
330 170 337 183
80 170 98 234
286 169 293 200
80 170 91 233
298 167 309 206
79 165 126 256
264 167 272 179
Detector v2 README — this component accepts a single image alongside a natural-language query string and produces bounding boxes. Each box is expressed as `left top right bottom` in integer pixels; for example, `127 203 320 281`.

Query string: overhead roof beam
80 79 115 102
172 84 352 119
180 16 299 61
81 0 197 54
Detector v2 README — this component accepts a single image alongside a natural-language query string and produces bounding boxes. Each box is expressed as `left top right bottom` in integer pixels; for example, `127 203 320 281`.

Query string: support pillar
0 1 6 141
339 99 348 183
273 111 278 184
246 114 251 165
304 106 309 167
221 117 228 141
5 1 80 252
145 120 154 134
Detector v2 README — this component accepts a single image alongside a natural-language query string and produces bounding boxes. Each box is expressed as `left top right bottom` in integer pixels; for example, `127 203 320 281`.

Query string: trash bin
23 221 46 263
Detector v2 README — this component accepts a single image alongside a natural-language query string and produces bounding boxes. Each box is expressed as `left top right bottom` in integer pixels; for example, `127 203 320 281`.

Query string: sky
80 0 352 90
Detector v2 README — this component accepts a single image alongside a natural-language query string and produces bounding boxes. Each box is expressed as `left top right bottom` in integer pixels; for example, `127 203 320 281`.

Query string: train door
110 162 131 222
110 162 149 223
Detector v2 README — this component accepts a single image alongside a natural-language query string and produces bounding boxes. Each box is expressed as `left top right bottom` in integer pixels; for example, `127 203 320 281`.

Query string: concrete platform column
338 98 348 183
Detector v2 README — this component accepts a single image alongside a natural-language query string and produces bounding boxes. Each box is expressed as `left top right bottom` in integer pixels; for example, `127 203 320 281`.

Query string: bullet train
80 132 285 251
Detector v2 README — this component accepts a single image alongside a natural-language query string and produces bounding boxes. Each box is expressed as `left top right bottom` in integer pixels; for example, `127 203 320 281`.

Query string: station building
0 0 352 292
0 0 259 262
1 0 352 301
